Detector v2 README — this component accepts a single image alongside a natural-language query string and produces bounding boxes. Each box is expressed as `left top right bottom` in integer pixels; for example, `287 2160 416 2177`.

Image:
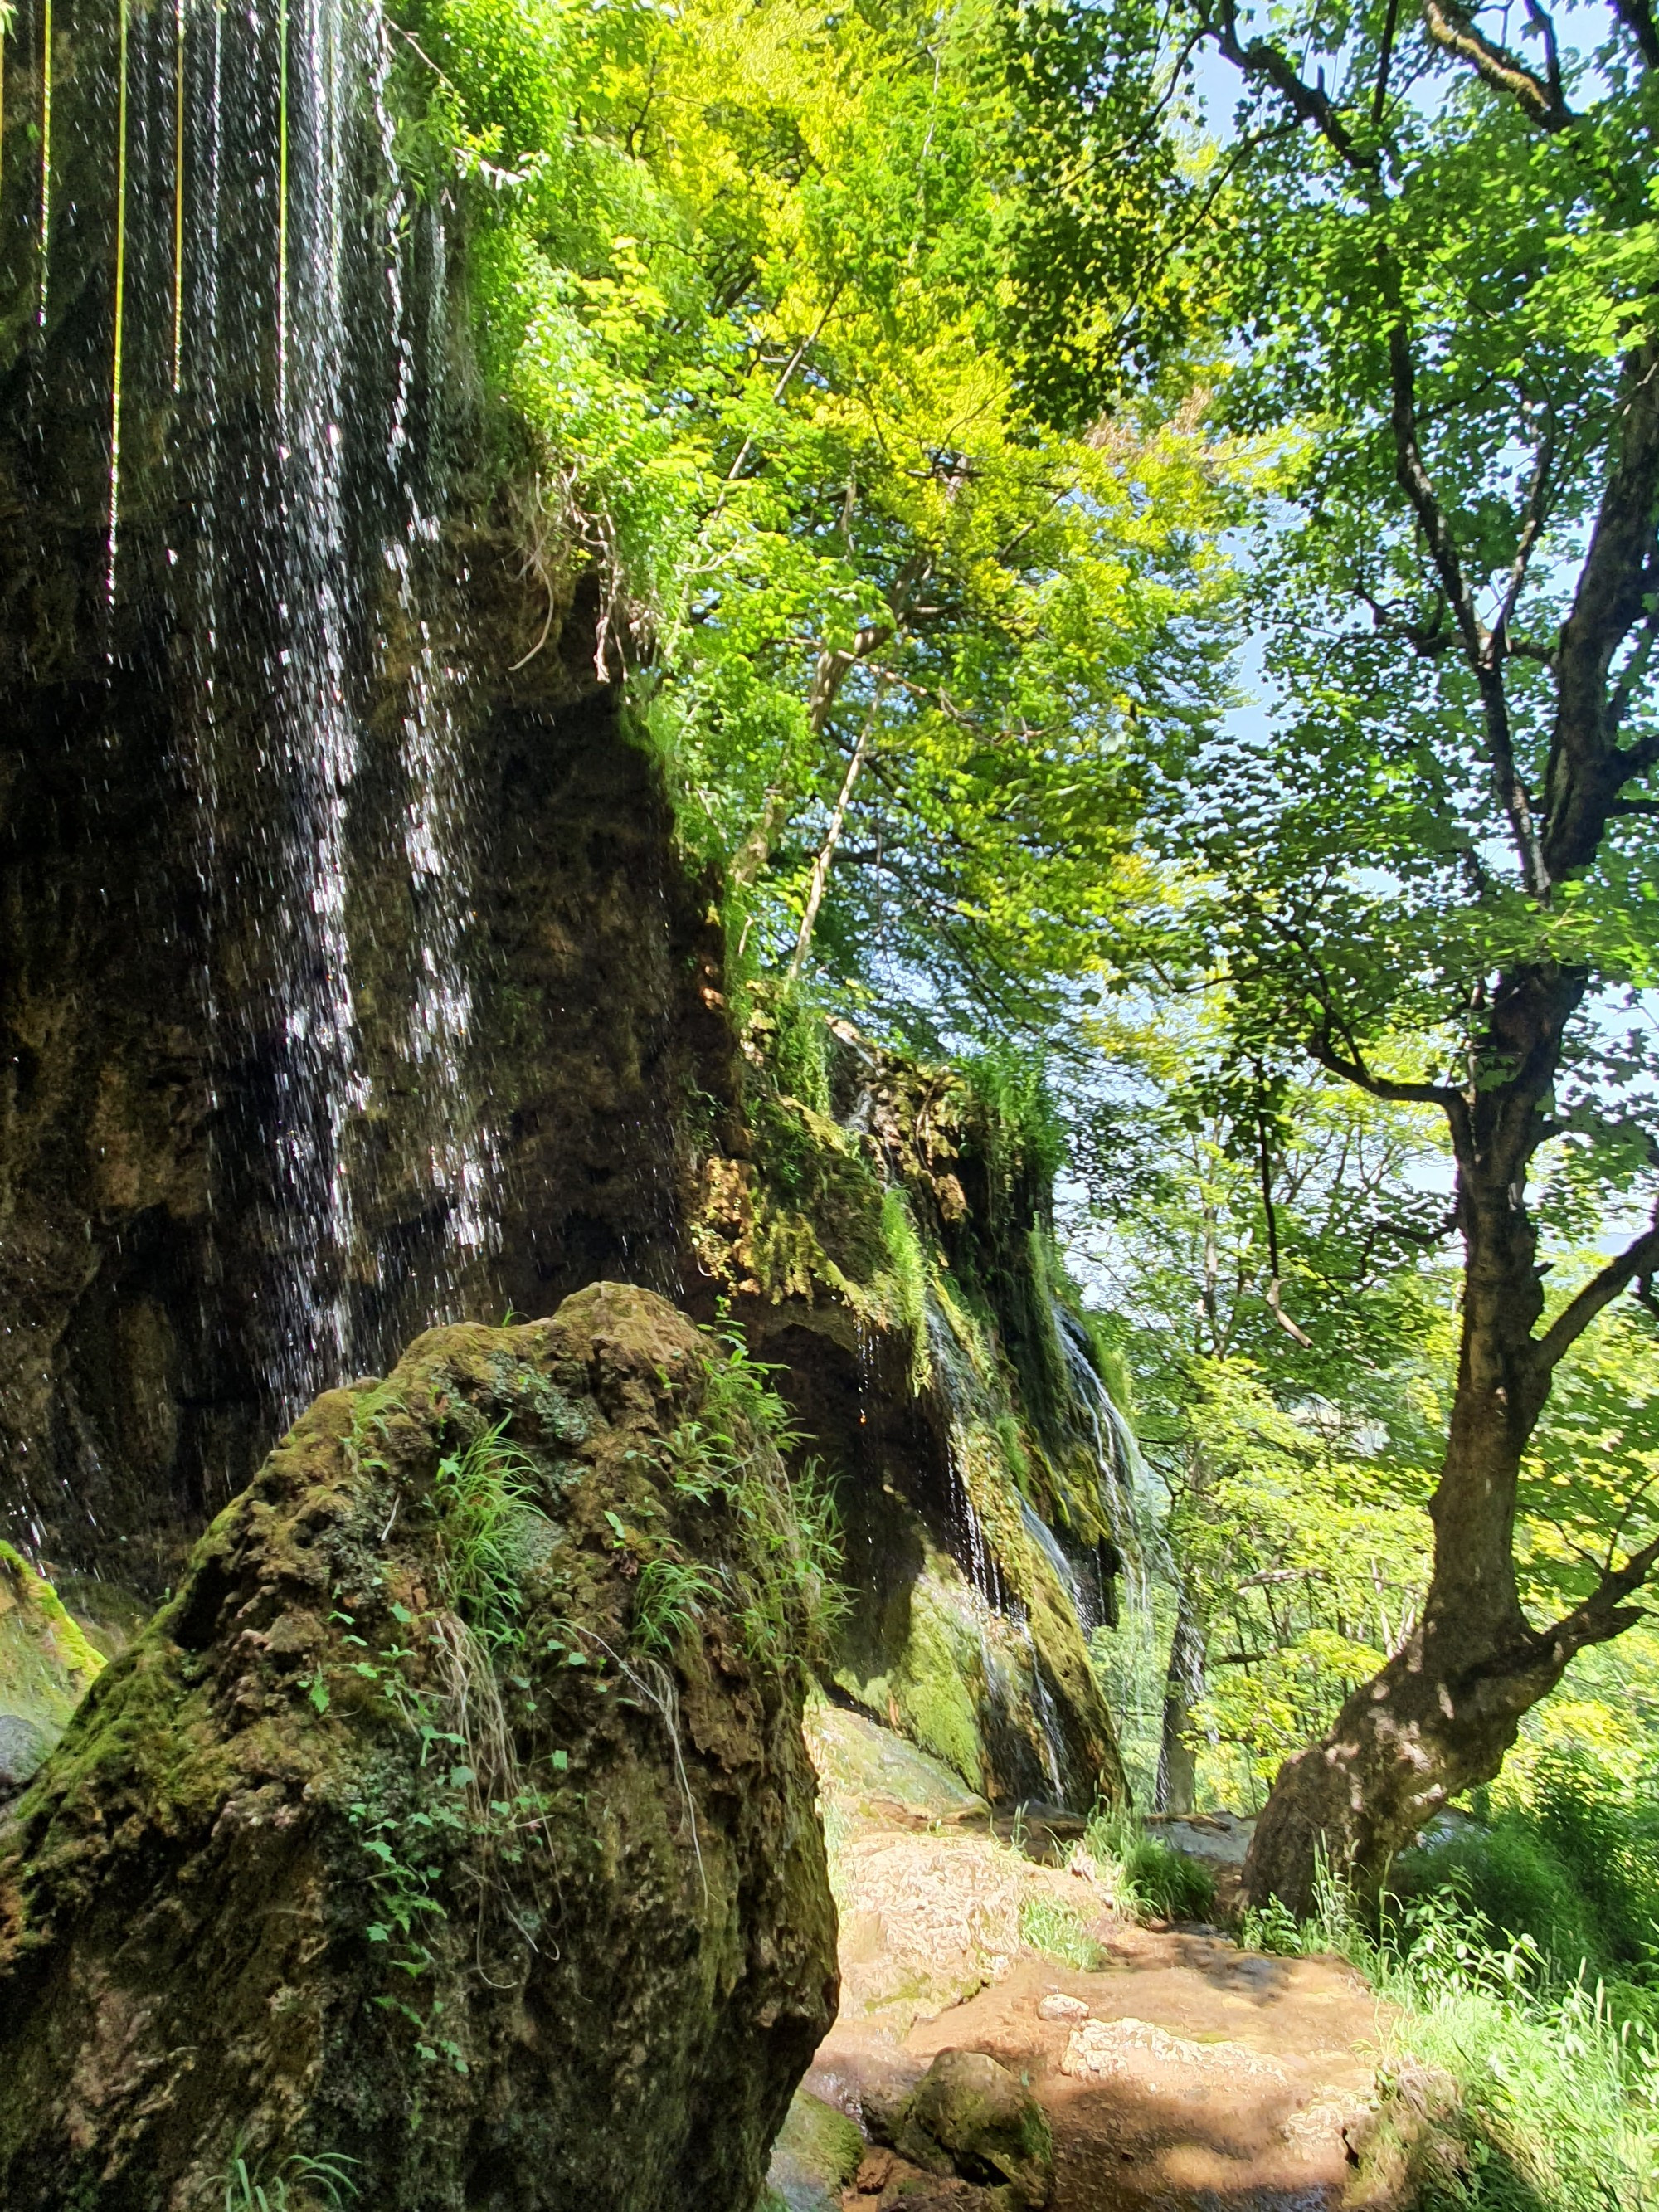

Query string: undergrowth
430 1420 548 1651
1019 1892 1106 1970
1238 1804 1659 2212
223 2150 359 2212
1085 1802 1216 1923
650 1324 847 1674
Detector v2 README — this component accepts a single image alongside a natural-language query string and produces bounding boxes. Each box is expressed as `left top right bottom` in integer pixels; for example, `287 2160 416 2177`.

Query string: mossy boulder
0 1283 838 2212
766 2088 865 2211
883 2050 1052 2210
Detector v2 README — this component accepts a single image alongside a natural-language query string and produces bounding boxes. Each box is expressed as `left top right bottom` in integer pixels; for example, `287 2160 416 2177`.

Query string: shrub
1389 1757 1659 1985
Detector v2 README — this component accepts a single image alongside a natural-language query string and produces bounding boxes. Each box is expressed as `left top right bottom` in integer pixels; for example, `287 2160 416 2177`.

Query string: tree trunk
1155 1576 1205 1815
1241 970 1592 1915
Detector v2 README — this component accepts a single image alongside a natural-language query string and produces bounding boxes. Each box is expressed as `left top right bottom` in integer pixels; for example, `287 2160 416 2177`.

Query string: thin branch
1611 596 1659 731
1255 1075 1314 1347
713 285 845 509
1533 1216 1659 1372
1495 426 1555 642
1387 311 1549 891
1526 1530 1659 1664
788 689 885 980
1204 1 1380 172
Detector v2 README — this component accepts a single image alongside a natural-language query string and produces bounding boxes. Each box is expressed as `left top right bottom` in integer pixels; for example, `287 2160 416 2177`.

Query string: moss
768 2089 864 2210
694 997 1130 1812
0 1546 107 1755
0 1288 837 2212
888 1576 988 1791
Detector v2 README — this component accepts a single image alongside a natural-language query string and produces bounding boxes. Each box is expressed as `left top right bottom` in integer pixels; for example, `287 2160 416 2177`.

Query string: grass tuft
1019 1891 1106 1970
1084 1801 1216 1923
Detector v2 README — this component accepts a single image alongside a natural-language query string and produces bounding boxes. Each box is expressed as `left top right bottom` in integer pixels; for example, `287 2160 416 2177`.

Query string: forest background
382 0 1659 2188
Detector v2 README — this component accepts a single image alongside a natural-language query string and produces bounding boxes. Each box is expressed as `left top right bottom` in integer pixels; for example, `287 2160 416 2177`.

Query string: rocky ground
778 1706 1418 2212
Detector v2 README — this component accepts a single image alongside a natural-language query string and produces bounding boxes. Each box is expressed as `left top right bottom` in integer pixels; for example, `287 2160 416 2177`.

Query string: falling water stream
1053 1305 1178 1803
14 0 504 1432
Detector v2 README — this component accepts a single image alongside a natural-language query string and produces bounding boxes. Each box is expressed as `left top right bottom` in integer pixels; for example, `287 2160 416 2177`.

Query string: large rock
0 1284 838 2212
877 2050 1053 2210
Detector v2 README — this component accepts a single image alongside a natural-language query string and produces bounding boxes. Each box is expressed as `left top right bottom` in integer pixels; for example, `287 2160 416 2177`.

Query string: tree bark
1155 1574 1206 1815
1240 965 1651 1913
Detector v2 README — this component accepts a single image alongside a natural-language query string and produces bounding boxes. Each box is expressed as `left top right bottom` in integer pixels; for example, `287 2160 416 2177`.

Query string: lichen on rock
0 1283 838 2212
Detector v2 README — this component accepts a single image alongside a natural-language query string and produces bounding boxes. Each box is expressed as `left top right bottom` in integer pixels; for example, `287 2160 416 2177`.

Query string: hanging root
587 1634 708 1908
430 1609 520 1822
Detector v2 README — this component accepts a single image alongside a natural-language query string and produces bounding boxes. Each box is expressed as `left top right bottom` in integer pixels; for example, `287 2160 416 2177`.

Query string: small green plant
633 1556 722 1653
660 1328 849 1673
223 2149 358 2212
430 1420 546 1649
1019 1891 1106 1970
1085 1802 1216 1924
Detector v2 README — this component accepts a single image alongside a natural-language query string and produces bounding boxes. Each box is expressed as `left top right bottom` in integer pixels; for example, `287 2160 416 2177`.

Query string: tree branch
1612 0 1659 71
1372 0 1403 123
1533 1216 1659 1372
1204 1 1379 171
788 689 884 980
1386 312 1549 891
1525 1529 1659 1667
1311 1032 1456 1106
1495 426 1555 643
1545 340 1659 876
1421 0 1575 130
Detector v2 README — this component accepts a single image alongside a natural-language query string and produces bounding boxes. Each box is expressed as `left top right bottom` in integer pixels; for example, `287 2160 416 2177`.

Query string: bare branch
1533 1216 1659 1372
1422 0 1575 130
1495 428 1555 642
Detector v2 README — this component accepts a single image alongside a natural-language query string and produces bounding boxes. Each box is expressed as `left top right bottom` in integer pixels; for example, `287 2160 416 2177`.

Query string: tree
1065 1005 1452 1810
1097 0 1659 1908
403 0 1239 1037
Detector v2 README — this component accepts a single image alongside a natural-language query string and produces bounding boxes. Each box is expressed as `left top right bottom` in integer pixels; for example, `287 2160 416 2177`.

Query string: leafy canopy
392 0 1244 1035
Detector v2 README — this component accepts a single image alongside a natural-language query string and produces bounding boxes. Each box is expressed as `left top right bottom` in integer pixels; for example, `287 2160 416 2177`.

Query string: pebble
1038 1991 1090 2022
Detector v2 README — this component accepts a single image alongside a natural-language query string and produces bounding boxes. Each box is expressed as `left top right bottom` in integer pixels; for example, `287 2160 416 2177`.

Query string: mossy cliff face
0 0 741 1592
0 1282 836 2212
693 1000 1129 1814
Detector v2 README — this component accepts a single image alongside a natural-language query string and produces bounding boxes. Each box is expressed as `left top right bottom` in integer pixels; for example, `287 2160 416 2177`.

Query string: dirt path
795 1706 1401 2211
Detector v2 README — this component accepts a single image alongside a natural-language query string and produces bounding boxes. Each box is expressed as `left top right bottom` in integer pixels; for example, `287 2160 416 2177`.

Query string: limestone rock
1035 1991 1088 2023
0 1714 48 1795
887 2049 1053 2210
0 1284 838 2212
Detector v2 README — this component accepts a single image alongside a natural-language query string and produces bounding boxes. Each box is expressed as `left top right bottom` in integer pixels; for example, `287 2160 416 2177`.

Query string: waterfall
1053 1306 1153 1606
14 0 505 1433
1052 1304 1171 1801
923 1295 1011 1612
